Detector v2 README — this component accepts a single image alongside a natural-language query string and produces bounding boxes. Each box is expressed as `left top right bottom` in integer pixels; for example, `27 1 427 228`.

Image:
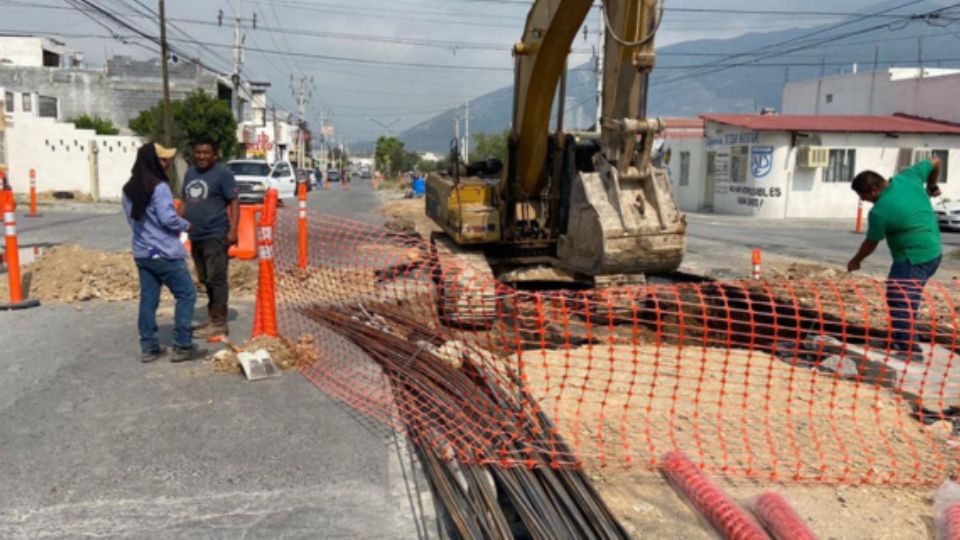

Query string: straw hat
154 143 177 160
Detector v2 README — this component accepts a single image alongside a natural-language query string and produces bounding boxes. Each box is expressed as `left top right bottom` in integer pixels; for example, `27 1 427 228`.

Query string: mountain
390 0 955 153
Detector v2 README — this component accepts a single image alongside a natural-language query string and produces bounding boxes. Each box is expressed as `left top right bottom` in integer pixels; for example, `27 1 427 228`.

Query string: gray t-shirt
182 164 237 241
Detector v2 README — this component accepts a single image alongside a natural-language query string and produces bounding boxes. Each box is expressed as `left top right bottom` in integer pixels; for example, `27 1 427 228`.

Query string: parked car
226 159 271 204
268 160 298 200
936 201 960 231
326 169 341 183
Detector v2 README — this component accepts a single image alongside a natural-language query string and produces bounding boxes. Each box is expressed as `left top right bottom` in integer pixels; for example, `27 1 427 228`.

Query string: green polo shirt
866 160 941 264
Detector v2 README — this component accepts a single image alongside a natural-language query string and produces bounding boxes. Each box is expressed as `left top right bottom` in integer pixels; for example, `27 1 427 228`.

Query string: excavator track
429 232 499 328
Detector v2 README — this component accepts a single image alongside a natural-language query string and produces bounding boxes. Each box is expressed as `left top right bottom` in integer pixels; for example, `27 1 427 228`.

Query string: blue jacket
122 182 191 260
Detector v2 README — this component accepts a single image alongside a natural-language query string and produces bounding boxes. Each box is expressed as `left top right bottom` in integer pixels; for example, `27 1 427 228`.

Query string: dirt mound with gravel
0 244 259 303
208 334 315 374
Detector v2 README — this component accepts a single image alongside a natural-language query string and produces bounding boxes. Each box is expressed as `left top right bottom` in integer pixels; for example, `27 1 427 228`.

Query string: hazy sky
0 0 894 141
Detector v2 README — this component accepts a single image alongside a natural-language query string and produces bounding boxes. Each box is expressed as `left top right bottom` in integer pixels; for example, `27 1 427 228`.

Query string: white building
782 68 960 124
237 82 299 166
1 88 143 200
665 114 960 219
0 36 72 68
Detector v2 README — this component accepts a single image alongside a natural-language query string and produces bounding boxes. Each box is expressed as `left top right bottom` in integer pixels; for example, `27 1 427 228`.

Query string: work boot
141 347 168 363
171 344 206 363
191 306 214 333
196 307 229 338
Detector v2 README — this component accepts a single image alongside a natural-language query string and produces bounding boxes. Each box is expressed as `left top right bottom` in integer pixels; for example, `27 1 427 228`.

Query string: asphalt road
684 213 960 279
0 182 435 539
5 179 959 537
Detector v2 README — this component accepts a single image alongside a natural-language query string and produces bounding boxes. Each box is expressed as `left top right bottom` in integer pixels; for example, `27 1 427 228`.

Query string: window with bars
679 152 691 186
933 150 949 184
730 146 749 184
825 149 856 183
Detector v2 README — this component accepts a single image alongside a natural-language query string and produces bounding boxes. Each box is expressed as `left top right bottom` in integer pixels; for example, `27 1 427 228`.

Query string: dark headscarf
123 143 169 221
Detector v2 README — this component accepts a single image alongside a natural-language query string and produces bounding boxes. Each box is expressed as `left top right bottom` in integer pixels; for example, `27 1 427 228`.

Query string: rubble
208 335 301 374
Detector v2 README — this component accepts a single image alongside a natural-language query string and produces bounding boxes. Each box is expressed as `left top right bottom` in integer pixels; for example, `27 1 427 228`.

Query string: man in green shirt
848 158 943 358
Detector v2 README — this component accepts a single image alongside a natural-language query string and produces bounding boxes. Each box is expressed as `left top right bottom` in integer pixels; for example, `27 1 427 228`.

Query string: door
270 162 296 199
703 152 716 211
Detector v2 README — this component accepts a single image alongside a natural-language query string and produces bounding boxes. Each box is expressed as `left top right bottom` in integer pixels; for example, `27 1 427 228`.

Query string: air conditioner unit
797 146 829 168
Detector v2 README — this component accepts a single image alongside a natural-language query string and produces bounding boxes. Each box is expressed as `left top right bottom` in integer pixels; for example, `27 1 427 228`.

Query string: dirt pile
523 343 954 483
9 245 140 302
754 261 960 332
0 245 259 304
380 198 439 237
521 343 950 538
208 334 312 374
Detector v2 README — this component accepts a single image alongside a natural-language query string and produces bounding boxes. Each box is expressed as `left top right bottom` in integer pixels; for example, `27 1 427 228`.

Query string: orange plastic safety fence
274 210 960 485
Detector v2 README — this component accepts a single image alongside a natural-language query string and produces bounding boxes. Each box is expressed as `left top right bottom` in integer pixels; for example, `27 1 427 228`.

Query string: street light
368 117 402 137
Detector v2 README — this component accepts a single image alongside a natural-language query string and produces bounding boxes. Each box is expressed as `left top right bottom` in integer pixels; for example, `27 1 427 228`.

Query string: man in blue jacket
122 143 204 363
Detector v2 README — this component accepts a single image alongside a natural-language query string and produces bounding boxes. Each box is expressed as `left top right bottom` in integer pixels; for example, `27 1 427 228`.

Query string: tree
328 145 349 167
473 130 509 163
401 151 421 173
71 115 119 136
375 136 406 179
129 89 238 159
418 159 439 174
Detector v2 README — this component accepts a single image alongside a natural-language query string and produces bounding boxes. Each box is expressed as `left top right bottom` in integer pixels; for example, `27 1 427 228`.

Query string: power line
653 0 954 86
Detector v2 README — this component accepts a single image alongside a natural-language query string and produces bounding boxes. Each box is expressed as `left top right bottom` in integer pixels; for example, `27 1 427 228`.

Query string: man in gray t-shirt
180 137 239 338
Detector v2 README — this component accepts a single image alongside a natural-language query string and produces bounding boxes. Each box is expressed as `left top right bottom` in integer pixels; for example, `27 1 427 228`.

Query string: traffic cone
1 198 40 310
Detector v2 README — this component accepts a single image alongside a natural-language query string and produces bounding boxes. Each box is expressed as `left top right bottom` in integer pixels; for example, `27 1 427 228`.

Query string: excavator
425 0 686 324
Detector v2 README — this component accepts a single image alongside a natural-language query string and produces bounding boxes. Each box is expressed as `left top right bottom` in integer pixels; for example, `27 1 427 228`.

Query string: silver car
936 202 960 231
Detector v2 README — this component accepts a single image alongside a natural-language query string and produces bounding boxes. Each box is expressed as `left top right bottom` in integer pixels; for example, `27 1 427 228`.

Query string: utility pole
232 0 245 124
272 105 279 164
158 0 172 148
868 46 880 115
594 23 605 134
454 115 461 160
464 100 470 162
292 76 312 170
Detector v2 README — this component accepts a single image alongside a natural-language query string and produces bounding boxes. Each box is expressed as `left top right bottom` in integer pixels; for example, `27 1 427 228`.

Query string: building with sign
663 113 960 219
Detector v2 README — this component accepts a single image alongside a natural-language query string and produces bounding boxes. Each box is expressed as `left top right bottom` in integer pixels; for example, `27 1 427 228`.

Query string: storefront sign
708 132 760 147
730 184 783 208
751 146 774 179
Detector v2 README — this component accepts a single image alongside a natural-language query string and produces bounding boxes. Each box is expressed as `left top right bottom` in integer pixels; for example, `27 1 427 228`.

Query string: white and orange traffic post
27 168 39 218
854 199 864 234
752 249 762 281
297 182 308 270
1 198 40 310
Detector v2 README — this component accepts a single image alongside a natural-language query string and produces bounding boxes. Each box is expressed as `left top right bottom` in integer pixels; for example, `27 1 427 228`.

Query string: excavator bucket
558 165 686 278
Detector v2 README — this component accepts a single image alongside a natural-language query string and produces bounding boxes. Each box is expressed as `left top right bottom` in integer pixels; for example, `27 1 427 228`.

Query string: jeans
887 255 941 353
191 238 230 311
135 258 197 353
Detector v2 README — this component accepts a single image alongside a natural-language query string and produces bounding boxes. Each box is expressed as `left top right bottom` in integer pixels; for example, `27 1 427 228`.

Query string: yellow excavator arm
512 0 662 197
426 0 685 281
511 0 594 198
